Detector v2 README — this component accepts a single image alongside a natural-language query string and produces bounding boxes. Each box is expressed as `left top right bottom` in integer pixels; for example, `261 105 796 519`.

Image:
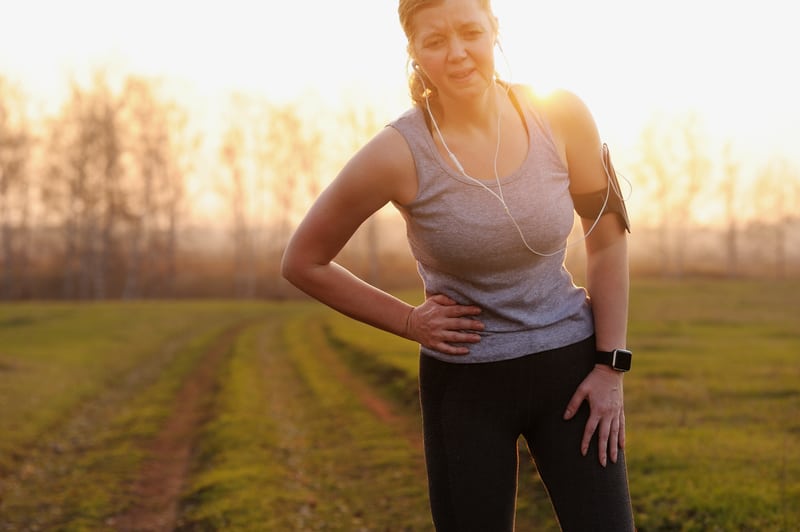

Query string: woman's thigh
419 355 522 532
522 339 635 531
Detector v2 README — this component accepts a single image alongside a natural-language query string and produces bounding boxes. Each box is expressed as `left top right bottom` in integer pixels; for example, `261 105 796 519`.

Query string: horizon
1 0 799 229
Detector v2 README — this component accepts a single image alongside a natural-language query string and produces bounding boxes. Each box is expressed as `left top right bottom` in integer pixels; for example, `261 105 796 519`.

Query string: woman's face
411 0 497 103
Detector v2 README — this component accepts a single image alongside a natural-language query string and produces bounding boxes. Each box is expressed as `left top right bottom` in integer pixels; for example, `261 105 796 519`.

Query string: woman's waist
420 312 594 364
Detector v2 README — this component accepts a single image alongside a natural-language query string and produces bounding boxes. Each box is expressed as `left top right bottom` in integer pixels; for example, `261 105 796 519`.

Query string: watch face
613 349 632 371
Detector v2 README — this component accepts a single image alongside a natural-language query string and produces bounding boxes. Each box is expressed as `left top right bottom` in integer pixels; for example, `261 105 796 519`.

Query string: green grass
181 304 431 530
0 301 270 529
180 318 294 529
0 280 797 530
321 279 800 531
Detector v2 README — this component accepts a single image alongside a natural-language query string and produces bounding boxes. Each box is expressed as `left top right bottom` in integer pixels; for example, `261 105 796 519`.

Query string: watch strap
595 349 632 372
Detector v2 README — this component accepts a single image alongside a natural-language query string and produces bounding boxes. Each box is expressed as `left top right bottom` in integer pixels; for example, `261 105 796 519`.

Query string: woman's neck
435 82 503 134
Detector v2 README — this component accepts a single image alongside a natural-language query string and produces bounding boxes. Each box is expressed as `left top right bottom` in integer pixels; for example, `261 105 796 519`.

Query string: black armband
571 143 631 232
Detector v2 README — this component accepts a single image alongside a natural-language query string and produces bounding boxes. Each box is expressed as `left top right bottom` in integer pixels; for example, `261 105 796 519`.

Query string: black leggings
419 336 635 532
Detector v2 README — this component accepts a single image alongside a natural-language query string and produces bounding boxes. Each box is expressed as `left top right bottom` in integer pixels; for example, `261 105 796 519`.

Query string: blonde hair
398 0 499 108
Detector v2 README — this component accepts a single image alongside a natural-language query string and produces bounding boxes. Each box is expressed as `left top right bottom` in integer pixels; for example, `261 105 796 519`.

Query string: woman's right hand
405 294 484 355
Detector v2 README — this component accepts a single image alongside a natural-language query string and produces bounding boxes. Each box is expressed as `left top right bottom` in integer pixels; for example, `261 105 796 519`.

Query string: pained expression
411 0 497 101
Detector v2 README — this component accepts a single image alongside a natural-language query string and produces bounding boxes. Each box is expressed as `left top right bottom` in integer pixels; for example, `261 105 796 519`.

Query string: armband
571 143 631 232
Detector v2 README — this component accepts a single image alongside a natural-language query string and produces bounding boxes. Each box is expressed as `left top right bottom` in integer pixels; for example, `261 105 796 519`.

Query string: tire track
113 322 249 532
0 329 199 531
261 315 431 530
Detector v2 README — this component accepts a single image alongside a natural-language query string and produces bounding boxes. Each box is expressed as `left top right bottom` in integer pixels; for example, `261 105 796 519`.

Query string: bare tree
720 142 740 277
118 76 192 298
338 104 382 285
753 158 800 278
219 109 255 298
261 102 322 293
634 112 711 277
42 71 125 299
0 77 34 299
673 113 711 277
635 117 676 276
161 109 195 297
265 104 304 253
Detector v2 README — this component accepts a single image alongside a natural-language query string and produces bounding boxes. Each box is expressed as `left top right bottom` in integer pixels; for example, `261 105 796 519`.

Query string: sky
1 0 798 180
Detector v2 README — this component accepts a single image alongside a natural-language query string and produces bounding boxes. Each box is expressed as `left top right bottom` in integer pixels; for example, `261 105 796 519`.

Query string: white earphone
412 63 622 257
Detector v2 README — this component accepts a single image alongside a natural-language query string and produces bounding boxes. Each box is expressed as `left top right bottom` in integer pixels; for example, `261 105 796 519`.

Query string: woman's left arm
546 90 630 467
569 213 629 467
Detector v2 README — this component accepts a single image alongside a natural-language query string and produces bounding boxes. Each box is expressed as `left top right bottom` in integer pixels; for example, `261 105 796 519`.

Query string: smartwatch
595 348 632 372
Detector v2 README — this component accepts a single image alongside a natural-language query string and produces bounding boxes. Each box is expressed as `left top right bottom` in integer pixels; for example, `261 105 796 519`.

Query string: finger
432 331 482 354
597 417 611 467
429 294 458 306
444 304 482 318
563 390 586 420
446 330 482 344
619 410 626 450
581 415 599 457
609 416 620 464
454 318 484 332
433 342 470 356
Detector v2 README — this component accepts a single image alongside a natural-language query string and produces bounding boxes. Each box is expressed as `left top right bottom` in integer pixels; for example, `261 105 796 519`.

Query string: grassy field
0 279 798 530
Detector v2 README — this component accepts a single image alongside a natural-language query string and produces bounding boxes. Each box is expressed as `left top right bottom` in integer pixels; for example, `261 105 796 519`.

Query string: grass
181 303 431 530
322 279 800 531
0 279 797 530
0 301 269 529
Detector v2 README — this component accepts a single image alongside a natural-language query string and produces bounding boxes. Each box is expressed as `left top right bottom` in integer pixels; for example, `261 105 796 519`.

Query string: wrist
593 363 624 377
595 348 632 372
403 307 415 341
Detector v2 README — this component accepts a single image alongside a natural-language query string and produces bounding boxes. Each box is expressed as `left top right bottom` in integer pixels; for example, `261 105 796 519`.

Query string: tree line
0 71 798 300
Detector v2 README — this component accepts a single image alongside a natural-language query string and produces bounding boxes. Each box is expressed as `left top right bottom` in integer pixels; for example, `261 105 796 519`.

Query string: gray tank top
389 85 594 363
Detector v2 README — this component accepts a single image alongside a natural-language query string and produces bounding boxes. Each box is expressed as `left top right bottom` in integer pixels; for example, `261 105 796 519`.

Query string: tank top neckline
416 85 533 188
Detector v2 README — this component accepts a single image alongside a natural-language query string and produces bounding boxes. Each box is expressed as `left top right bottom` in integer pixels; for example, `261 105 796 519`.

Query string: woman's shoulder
514 84 596 140
341 119 417 205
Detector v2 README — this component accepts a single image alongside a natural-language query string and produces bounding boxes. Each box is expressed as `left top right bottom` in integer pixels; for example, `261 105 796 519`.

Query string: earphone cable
421 76 615 257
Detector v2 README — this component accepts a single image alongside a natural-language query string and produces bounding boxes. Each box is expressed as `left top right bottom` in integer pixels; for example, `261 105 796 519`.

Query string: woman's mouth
450 69 475 81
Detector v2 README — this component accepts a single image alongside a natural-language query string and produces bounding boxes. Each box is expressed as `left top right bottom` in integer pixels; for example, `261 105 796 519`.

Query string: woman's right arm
281 126 483 355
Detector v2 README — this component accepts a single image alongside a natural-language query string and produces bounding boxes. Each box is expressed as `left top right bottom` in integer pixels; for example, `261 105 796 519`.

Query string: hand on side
405 294 484 355
563 365 626 467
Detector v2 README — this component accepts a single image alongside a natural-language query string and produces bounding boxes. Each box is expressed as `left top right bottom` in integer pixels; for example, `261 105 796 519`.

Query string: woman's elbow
280 247 302 286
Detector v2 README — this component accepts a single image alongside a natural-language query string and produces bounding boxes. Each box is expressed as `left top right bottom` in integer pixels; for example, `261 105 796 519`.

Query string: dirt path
113 323 247 532
313 328 424 453
0 329 205 530
257 317 432 530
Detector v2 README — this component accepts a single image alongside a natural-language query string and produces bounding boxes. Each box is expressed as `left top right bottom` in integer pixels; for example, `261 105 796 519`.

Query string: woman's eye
424 38 445 48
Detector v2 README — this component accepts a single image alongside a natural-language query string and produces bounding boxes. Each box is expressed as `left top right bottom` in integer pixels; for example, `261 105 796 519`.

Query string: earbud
414 62 431 99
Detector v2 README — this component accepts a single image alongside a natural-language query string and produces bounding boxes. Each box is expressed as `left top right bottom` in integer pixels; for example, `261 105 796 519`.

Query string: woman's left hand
563 366 625 467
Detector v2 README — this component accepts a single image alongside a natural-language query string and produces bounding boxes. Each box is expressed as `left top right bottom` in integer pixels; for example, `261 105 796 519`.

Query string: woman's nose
448 37 468 61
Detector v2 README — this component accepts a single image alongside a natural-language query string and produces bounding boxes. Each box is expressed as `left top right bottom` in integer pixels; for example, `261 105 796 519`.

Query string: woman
281 0 635 529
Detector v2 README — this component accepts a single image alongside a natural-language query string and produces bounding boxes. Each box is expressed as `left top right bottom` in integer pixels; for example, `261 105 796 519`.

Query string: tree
0 77 34 299
219 102 255 298
41 71 125 299
673 113 711 277
118 76 192 298
635 116 677 276
634 112 711 277
264 103 321 254
753 158 800 278
337 104 382 285
720 142 740 277
260 102 322 295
